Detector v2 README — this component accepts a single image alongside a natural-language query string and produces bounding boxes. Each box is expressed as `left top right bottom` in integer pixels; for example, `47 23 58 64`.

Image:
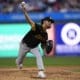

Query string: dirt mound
0 66 80 80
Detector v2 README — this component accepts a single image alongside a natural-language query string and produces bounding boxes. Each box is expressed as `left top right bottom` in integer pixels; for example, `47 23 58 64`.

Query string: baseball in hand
19 1 26 9
21 1 26 5
21 1 26 7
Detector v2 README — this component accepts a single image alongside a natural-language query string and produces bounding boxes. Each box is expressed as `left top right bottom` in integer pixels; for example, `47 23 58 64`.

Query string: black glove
45 40 53 54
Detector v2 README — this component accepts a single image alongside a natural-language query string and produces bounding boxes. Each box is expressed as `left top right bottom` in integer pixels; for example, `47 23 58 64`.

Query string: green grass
0 56 80 68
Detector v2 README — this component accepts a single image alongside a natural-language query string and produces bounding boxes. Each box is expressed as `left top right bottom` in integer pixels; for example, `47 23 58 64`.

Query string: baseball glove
45 40 53 54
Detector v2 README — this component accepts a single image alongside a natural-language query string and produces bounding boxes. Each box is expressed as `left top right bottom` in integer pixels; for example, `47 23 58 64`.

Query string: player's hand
19 1 27 9
21 1 26 6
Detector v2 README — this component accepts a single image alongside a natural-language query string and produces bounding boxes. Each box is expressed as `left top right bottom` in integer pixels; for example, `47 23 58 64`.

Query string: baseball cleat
17 64 23 69
16 59 23 69
37 71 46 78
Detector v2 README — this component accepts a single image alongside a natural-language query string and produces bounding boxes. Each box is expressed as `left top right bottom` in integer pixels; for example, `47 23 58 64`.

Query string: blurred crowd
0 0 80 13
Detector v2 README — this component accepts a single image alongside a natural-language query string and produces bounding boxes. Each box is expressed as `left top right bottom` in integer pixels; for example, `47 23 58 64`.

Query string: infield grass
0 56 80 68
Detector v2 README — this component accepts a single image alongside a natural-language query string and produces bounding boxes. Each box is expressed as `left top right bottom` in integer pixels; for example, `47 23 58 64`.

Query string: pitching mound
0 66 80 80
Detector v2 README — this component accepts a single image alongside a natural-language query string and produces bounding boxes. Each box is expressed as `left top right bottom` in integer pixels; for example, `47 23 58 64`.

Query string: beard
47 26 51 29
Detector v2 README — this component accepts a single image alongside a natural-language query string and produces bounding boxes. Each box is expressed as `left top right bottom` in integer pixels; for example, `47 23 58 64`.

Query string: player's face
45 20 52 29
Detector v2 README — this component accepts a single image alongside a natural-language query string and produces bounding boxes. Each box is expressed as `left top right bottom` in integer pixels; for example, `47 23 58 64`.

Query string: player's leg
16 42 30 69
31 46 46 78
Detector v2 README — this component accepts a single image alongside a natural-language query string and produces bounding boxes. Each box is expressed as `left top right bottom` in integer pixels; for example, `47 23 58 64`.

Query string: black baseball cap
41 17 54 24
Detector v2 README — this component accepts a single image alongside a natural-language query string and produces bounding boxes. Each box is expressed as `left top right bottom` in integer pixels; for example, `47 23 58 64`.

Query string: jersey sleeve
35 23 41 31
31 23 40 31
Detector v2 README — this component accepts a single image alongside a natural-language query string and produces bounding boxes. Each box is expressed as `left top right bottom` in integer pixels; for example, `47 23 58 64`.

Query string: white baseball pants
16 42 45 70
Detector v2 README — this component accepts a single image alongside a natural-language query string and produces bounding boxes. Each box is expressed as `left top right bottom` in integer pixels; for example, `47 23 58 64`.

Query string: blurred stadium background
0 0 80 58
0 1 80 80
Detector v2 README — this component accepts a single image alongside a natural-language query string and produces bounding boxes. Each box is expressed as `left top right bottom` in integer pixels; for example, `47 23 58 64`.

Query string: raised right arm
20 2 36 30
